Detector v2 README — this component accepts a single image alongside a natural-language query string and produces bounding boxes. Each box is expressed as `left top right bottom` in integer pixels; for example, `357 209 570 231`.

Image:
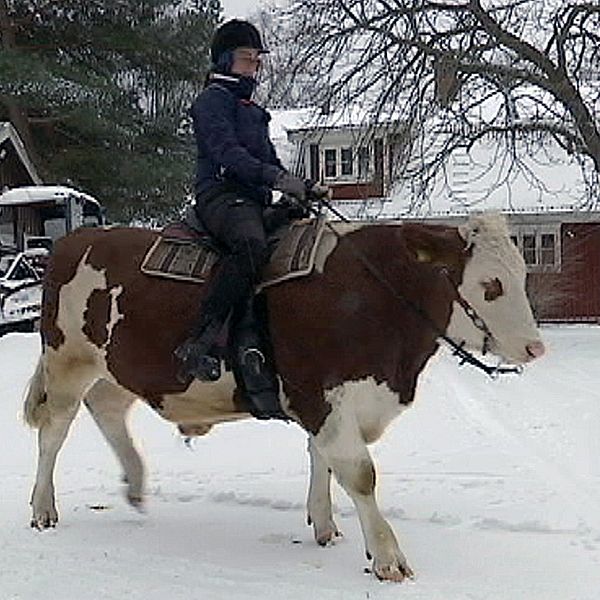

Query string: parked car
0 248 43 334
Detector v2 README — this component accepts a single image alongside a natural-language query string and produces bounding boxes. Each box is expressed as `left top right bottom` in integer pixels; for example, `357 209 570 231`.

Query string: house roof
0 122 42 185
269 108 313 171
269 108 596 220
0 185 100 208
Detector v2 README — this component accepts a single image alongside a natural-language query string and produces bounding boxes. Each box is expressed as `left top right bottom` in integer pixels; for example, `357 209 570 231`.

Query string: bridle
308 197 522 379
438 266 495 357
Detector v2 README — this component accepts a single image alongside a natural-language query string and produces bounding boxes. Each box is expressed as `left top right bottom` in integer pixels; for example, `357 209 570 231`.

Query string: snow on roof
0 185 100 207
388 134 592 217
269 108 596 218
0 122 42 185
269 105 394 171
269 108 314 170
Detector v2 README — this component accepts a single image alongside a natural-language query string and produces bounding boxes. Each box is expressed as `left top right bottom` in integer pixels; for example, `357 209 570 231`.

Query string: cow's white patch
53 248 122 385
103 285 124 349
323 377 407 445
56 247 105 343
161 371 247 428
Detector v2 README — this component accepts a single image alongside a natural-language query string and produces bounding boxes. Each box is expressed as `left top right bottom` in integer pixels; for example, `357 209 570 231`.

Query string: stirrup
241 347 266 375
235 346 287 420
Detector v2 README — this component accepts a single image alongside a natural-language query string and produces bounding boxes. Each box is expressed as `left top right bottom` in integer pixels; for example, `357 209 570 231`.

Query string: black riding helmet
210 19 269 65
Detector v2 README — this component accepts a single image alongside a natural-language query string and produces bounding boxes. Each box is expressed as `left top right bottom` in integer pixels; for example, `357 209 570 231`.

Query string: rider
175 19 324 419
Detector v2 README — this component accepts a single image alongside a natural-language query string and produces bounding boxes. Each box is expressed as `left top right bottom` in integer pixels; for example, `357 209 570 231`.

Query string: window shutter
309 144 320 180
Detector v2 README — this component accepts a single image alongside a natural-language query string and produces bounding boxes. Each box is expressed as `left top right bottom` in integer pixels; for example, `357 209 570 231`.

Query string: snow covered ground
2 327 599 599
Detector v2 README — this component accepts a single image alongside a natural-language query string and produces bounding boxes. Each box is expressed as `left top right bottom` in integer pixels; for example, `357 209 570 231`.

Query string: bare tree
266 0 600 209
252 1 315 108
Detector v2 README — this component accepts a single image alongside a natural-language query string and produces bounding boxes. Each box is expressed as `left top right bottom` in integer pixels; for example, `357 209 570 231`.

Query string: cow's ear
401 225 464 269
414 247 433 263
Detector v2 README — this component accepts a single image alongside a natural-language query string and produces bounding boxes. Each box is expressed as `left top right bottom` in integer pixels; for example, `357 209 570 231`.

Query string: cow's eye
481 277 503 302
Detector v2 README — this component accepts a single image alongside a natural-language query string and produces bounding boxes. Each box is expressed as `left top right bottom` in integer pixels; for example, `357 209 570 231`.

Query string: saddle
141 207 331 289
141 207 335 418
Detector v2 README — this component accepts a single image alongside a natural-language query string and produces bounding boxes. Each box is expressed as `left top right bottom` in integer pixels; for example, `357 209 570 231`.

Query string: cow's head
446 213 544 364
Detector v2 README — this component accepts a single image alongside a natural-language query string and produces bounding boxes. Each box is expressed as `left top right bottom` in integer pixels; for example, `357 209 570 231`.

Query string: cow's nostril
526 341 545 359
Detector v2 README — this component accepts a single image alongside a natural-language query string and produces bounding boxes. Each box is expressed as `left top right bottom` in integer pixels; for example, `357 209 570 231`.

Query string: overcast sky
221 0 260 18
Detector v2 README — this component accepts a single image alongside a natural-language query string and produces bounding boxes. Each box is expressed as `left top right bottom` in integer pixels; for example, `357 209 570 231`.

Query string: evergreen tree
0 0 221 222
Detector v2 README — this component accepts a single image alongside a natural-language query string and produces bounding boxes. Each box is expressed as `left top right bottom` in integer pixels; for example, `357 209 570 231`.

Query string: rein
309 197 522 379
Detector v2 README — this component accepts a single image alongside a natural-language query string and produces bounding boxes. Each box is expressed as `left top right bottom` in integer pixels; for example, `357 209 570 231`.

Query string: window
358 146 370 179
324 148 337 178
341 147 353 176
309 144 320 181
522 234 536 266
511 227 560 272
540 233 556 266
8 258 36 281
0 255 14 277
310 142 375 182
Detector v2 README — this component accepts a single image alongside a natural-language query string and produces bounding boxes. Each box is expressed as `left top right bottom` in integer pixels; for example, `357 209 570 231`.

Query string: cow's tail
23 354 48 429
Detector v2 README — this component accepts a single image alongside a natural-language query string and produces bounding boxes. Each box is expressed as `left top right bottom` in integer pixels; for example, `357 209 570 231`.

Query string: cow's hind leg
307 437 341 545
313 412 414 582
28 355 98 530
84 380 145 508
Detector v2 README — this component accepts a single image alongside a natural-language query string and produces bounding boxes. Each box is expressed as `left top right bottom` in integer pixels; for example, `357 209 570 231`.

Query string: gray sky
221 0 260 18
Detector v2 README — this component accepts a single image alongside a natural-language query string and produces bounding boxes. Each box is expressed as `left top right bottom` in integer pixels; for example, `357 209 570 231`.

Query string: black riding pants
194 193 269 330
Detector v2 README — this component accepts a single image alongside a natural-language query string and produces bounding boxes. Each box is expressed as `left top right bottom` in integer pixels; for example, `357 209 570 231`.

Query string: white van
0 185 103 333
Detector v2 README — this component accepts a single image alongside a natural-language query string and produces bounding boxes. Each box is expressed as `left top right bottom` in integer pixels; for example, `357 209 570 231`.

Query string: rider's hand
307 181 331 201
274 171 306 203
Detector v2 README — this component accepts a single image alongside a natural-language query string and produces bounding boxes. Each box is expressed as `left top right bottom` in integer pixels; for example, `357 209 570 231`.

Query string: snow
269 108 314 170
2 327 600 599
268 108 595 220
0 186 100 208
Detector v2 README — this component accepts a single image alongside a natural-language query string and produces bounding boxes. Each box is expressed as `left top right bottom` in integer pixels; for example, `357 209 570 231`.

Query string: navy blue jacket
190 74 284 206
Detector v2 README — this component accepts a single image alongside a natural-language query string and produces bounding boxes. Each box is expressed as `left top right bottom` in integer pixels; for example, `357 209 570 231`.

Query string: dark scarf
207 72 257 101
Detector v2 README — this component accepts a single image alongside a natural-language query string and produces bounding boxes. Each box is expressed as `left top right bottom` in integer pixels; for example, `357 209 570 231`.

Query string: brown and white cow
24 213 544 581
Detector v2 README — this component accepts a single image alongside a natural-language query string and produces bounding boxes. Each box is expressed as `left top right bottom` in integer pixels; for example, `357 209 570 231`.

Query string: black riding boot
230 296 287 421
175 258 251 383
174 319 224 383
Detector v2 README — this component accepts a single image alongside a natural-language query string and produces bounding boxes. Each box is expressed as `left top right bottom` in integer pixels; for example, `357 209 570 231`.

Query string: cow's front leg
313 414 414 582
307 437 341 545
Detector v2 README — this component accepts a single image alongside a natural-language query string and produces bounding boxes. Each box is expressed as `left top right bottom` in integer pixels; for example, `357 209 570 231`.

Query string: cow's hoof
312 519 342 546
126 493 145 512
372 558 414 582
30 511 58 530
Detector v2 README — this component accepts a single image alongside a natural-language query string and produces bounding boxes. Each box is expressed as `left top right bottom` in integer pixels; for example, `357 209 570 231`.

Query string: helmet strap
215 50 234 74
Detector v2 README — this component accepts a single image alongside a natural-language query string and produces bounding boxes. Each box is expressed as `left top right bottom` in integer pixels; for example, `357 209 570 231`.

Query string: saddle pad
141 217 329 287
259 216 328 290
141 237 218 283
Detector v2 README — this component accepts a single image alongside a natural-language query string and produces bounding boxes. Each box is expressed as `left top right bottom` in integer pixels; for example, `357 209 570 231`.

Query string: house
0 122 42 189
0 186 103 251
271 107 404 202
0 122 103 250
271 109 600 323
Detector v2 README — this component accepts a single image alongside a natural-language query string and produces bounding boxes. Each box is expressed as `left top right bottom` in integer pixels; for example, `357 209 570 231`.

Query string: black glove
307 181 331 201
274 171 306 202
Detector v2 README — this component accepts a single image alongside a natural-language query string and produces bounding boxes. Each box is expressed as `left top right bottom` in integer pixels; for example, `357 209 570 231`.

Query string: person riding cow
174 19 328 420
